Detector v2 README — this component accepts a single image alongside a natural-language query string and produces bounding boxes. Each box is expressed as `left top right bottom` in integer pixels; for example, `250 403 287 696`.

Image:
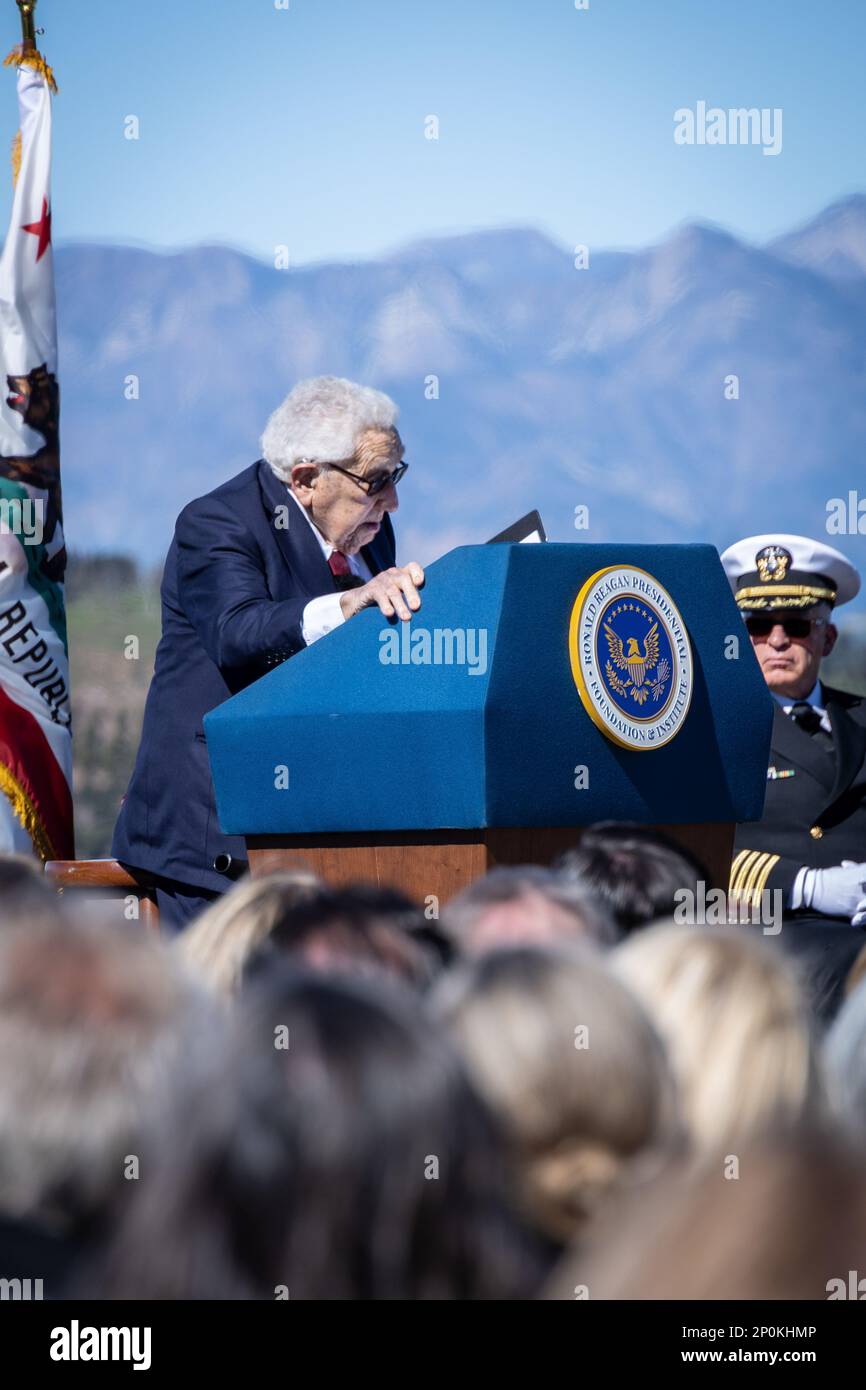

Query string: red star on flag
22 196 52 261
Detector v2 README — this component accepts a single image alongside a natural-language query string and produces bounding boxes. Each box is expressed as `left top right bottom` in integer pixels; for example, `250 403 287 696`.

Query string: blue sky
0 0 863 263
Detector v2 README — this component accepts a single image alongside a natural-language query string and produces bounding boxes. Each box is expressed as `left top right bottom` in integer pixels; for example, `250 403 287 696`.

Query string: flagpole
16 1 38 55
4 0 56 92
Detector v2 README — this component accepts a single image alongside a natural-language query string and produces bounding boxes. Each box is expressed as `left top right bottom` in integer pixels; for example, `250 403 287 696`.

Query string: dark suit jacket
731 683 866 905
112 460 396 893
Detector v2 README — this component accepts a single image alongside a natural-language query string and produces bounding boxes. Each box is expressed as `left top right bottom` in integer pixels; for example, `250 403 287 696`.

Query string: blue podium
204 543 773 900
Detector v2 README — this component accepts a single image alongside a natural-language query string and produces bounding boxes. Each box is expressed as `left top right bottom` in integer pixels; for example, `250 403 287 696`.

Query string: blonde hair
548 1130 866 1301
434 946 677 1242
825 974 866 1142
174 871 320 998
844 942 866 999
613 922 821 1152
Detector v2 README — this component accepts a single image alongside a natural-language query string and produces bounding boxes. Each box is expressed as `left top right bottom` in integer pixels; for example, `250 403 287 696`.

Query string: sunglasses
745 615 828 639
315 459 409 497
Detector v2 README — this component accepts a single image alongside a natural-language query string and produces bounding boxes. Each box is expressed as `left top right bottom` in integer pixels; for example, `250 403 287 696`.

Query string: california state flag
0 57 73 859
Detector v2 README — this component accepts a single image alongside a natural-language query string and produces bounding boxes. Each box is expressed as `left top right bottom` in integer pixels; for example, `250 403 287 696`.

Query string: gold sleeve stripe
729 849 750 893
729 850 782 910
742 852 772 909
753 853 780 901
730 849 760 898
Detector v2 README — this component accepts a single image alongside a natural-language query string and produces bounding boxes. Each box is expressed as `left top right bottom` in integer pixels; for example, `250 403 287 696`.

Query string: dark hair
555 823 707 935
243 883 442 989
85 969 547 1299
442 865 618 951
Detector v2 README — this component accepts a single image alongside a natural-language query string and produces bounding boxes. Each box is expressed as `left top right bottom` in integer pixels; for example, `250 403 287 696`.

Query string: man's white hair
261 376 399 482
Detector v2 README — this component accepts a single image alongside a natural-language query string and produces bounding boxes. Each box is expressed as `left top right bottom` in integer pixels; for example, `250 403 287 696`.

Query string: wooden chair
44 859 160 931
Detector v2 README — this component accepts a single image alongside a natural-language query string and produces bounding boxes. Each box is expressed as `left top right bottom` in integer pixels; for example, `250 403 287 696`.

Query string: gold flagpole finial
4 0 57 94
16 1 38 55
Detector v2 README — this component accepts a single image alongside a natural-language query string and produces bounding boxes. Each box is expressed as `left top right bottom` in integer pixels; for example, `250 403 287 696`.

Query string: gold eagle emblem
603 621 670 706
756 545 791 583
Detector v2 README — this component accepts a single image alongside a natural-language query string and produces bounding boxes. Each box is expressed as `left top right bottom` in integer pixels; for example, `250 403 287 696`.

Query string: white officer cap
720 533 861 611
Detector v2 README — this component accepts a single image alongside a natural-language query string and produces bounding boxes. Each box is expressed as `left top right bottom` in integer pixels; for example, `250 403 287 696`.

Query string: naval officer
722 534 866 1012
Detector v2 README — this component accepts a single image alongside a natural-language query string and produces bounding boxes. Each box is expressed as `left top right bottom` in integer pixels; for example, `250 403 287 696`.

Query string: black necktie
789 702 834 754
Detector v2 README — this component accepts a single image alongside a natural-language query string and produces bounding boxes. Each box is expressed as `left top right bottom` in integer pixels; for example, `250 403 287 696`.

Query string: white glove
793 860 866 925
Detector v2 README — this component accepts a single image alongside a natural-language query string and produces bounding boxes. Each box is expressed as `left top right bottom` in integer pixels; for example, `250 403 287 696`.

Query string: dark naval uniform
721 533 866 1016
731 684 866 903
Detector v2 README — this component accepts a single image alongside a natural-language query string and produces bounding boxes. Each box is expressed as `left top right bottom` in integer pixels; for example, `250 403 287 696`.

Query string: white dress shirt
287 489 372 646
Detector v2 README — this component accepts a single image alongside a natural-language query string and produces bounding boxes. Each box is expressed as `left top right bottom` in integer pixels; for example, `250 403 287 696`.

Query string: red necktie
328 549 363 591
328 550 351 578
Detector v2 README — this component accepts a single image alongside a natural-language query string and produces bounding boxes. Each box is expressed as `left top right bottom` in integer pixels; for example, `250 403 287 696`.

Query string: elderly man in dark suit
113 377 424 928
723 534 865 1013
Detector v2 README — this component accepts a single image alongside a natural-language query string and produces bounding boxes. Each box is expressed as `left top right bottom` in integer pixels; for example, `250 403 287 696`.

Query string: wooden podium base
247 822 734 904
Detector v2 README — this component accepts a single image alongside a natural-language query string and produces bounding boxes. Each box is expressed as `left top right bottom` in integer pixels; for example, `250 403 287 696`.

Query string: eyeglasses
745 615 828 640
301 457 409 497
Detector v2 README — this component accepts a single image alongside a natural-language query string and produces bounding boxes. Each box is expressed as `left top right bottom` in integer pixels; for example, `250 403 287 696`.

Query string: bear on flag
0 46 73 859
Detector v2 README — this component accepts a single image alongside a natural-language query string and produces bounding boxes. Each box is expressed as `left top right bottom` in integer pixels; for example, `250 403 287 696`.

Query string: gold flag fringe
0 763 57 861
3 47 58 94
4 48 58 188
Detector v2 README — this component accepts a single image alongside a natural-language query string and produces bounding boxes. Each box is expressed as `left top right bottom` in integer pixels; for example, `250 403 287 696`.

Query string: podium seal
569 565 693 750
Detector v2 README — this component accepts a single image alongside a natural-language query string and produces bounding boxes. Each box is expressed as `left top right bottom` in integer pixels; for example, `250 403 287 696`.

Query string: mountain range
53 194 866 606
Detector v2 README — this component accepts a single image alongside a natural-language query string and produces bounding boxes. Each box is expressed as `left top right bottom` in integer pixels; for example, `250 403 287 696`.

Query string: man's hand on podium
339 562 425 623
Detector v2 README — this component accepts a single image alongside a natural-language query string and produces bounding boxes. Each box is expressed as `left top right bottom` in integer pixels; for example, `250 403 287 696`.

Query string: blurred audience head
442 865 617 956
613 922 821 1153
0 851 55 914
0 909 216 1258
434 945 678 1244
9 839 855 1304
549 1130 866 1300
242 881 441 990
825 975 866 1143
176 869 321 996
88 968 546 1299
844 941 866 1000
555 822 706 936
